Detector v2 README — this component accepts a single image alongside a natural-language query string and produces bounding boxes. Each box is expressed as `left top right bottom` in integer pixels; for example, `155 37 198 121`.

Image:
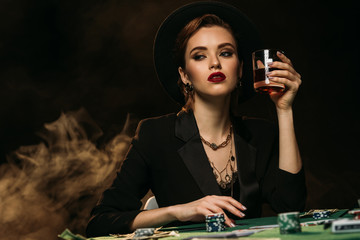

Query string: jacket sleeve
259 123 307 213
86 121 151 237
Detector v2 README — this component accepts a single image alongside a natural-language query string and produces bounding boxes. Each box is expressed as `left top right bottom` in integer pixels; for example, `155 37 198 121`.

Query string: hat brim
154 1 263 105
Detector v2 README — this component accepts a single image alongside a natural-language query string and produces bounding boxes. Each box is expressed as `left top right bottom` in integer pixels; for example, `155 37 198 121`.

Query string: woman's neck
192 95 232 141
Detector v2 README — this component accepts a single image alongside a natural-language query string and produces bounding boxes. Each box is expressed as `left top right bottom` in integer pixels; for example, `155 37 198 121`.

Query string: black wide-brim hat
154 1 263 105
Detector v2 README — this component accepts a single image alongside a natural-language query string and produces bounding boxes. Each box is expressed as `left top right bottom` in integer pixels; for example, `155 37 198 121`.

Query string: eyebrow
189 42 236 55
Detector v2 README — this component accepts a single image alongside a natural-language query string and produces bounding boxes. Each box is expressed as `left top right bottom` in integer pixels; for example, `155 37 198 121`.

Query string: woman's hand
267 52 302 111
171 195 246 227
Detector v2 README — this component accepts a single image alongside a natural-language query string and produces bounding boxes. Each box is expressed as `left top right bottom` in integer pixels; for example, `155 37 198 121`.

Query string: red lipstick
208 72 226 83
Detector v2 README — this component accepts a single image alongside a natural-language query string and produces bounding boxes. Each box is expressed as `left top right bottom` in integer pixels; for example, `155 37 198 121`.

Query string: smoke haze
0 109 133 239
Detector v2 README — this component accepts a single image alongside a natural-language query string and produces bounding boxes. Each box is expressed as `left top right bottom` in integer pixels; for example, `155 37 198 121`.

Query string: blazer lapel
233 118 259 205
175 111 222 196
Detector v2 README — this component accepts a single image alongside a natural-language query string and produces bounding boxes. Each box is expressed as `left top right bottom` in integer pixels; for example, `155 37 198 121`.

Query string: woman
86 2 305 237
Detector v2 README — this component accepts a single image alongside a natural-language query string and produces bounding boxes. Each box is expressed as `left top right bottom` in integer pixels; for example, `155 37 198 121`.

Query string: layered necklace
200 126 232 150
200 125 237 196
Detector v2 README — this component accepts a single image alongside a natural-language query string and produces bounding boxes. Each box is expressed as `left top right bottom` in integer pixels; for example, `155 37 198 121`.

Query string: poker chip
348 209 360 215
278 212 301 234
206 213 225 232
134 228 155 237
348 209 360 220
312 210 331 220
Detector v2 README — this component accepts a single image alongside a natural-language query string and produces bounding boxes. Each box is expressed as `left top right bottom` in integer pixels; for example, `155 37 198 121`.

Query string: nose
209 55 221 70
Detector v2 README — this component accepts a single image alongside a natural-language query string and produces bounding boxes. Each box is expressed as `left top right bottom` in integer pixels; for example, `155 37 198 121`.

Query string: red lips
208 72 226 83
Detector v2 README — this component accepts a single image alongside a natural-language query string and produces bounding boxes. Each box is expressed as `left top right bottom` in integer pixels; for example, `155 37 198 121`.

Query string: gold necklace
200 125 232 150
208 132 237 196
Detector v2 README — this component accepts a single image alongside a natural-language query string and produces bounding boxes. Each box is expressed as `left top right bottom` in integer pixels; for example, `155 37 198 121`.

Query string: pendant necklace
205 128 237 197
200 125 232 150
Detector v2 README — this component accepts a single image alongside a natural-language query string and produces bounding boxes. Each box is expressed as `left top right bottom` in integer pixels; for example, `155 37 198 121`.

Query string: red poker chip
348 209 360 215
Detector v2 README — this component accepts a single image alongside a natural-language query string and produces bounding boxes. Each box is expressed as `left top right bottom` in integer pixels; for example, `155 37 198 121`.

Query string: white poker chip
134 228 155 237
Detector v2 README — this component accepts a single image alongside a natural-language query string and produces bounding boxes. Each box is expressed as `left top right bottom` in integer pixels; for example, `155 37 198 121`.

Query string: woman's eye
193 54 205 61
220 51 233 57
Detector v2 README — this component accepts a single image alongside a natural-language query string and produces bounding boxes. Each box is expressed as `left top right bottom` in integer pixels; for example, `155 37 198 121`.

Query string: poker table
155 209 360 240
60 210 360 240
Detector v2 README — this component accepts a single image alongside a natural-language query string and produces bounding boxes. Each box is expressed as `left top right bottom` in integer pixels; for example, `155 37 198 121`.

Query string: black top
86 111 306 237
218 173 241 221
218 172 240 200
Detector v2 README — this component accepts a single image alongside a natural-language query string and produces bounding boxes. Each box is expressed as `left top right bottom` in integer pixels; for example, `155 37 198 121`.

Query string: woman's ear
178 67 190 85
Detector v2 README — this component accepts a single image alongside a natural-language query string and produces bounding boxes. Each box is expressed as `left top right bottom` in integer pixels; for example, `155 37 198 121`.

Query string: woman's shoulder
133 113 177 139
138 113 177 128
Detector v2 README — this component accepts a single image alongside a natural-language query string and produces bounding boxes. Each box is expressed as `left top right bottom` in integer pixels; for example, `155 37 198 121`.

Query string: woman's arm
277 108 302 173
267 51 303 174
129 195 246 231
86 145 150 237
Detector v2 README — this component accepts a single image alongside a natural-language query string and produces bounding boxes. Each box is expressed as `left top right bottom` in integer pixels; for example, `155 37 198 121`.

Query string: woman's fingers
267 69 296 81
268 61 300 79
270 52 301 79
269 77 299 92
202 196 246 228
211 196 246 218
267 56 302 92
264 52 302 109
176 195 246 227
224 196 247 211
276 51 292 66
201 198 239 228
202 204 235 227
256 59 265 68
268 70 301 90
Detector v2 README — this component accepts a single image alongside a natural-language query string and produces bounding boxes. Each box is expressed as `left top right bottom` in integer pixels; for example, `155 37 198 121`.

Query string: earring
185 83 194 93
236 78 242 88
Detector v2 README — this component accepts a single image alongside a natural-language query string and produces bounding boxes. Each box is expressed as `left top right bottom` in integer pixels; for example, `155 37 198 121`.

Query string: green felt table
156 210 360 240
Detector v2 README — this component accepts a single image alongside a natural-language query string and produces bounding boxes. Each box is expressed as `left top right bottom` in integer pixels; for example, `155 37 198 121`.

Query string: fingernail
267 62 273 66
230 223 236 227
277 51 282 56
266 71 272 76
240 212 245 217
242 205 247 210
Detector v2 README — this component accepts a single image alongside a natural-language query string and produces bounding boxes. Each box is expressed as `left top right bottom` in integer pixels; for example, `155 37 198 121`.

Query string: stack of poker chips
134 228 155 237
278 212 302 234
205 213 226 232
313 210 331 220
348 209 360 220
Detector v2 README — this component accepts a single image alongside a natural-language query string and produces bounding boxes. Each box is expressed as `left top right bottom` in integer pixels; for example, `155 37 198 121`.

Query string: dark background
1 0 359 210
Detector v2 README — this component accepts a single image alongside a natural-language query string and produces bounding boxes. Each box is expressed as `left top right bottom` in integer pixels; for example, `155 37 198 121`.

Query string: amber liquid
254 68 285 93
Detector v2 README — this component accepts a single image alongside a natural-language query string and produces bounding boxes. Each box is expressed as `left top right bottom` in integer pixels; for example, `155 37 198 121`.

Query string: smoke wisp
0 108 133 240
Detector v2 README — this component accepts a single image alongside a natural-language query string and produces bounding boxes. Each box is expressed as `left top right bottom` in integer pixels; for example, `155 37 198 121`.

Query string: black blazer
86 111 306 237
